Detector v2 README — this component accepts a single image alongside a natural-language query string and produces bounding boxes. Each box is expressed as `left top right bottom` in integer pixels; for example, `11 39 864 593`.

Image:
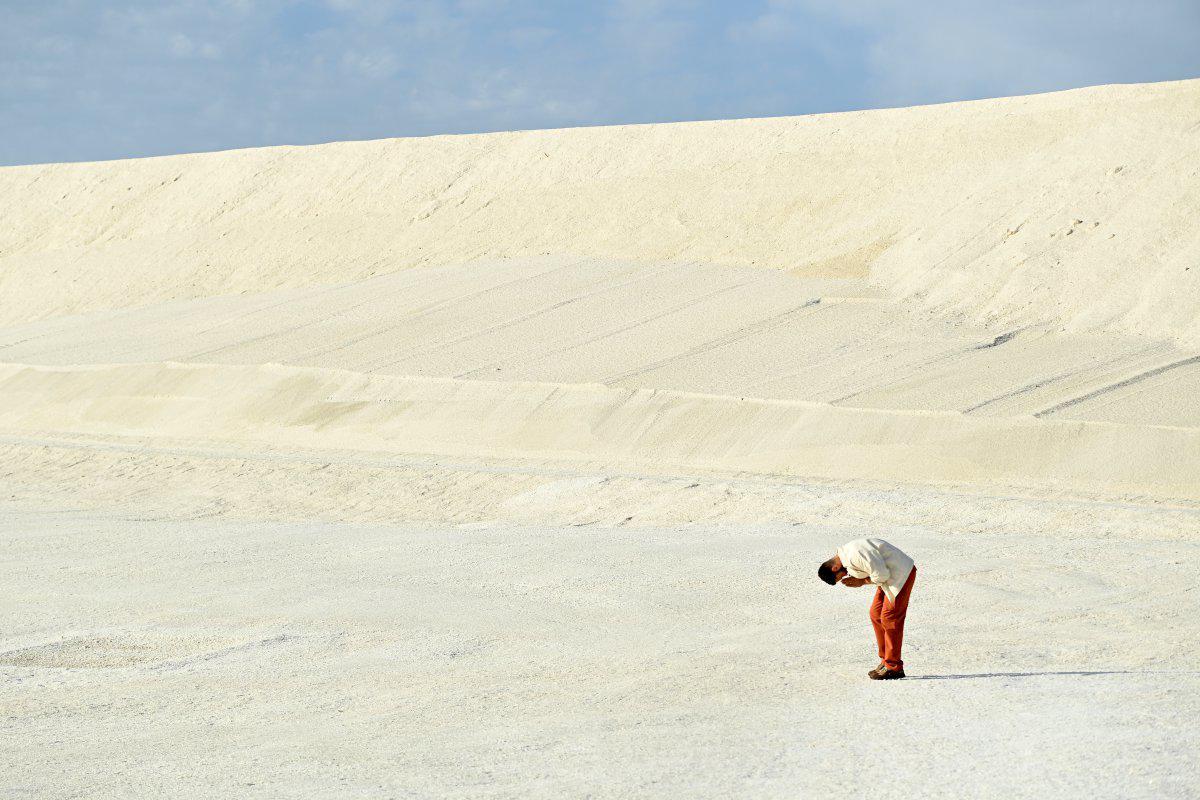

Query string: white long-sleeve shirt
837 538 914 603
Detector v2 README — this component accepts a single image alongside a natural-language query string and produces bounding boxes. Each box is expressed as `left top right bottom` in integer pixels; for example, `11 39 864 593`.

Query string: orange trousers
870 566 915 670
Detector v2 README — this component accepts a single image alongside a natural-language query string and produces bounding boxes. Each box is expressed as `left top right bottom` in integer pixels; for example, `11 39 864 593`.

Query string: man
818 538 916 680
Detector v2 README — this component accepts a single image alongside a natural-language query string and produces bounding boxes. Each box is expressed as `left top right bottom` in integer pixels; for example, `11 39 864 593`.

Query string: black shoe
870 667 905 680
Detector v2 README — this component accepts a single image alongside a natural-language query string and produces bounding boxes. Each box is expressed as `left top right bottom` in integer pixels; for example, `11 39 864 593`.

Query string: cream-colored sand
1 255 1197 499
2 79 1198 342
2 79 1199 798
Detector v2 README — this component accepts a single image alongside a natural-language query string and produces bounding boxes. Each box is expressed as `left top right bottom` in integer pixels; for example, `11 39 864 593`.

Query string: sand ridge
4 79 1200 799
1 79 1198 342
2 359 1199 502
1 250 1197 500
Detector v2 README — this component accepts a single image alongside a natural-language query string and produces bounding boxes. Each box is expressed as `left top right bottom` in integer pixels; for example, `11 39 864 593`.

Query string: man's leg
880 567 916 671
870 587 886 662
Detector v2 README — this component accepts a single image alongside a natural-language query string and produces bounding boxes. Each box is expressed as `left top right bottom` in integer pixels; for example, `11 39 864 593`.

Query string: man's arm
858 546 891 587
839 541 890 587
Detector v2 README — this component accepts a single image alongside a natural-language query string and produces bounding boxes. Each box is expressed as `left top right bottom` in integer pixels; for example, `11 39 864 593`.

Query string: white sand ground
2 79 1199 798
4 469 1200 799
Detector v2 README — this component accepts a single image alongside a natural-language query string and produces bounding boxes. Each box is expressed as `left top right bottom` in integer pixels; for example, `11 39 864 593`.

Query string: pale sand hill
4 81 1200 799
1 79 1198 341
1 254 1197 499
0 80 1196 495
1 257 1197 428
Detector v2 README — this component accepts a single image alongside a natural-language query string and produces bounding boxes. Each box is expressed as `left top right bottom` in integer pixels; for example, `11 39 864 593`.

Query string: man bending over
819 538 916 680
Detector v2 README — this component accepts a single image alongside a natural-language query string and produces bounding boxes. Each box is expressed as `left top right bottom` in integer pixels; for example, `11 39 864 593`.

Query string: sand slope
1 253 1197 500
1 256 1196 427
4 359 1199 501
1 79 1198 342
4 80 1200 799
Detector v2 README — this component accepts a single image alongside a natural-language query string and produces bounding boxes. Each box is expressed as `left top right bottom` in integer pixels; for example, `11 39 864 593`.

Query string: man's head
818 555 847 586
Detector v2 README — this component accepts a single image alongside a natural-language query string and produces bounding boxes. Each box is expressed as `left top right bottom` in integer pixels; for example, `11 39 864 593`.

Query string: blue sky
3 1 1199 165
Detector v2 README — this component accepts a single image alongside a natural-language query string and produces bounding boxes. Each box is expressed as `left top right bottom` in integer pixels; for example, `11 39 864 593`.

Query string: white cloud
341 48 400 78
170 33 195 56
169 32 221 59
739 0 1200 105
2 0 1198 164
606 0 697 64
728 0 803 42
455 0 511 13
503 26 556 48
35 35 74 55
323 0 400 24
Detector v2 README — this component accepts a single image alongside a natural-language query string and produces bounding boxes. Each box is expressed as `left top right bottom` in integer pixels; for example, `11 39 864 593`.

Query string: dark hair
818 559 838 586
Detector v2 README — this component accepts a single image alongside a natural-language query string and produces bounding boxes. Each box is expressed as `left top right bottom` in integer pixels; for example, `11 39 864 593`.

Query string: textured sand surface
4 257 1197 428
2 255 1197 499
2 79 1199 798
4 497 1199 799
2 359 1199 501
2 79 1198 342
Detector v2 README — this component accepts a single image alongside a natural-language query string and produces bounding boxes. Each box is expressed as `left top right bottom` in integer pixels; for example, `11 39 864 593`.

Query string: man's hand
840 576 871 588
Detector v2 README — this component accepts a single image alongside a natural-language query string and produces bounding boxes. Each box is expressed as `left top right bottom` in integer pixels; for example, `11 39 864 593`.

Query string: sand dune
1 256 1196 426
1 80 1197 502
1 253 1196 499
1 79 1198 342
3 359 1197 501
4 80 1200 798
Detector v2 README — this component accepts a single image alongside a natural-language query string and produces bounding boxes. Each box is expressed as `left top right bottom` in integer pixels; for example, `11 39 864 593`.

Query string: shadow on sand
908 670 1150 681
